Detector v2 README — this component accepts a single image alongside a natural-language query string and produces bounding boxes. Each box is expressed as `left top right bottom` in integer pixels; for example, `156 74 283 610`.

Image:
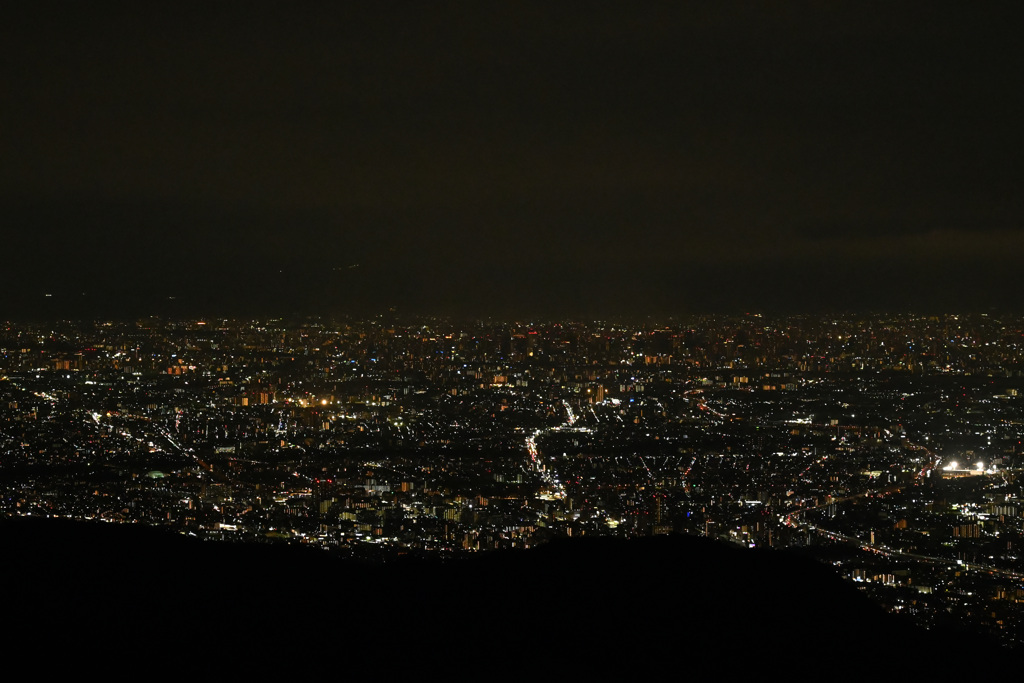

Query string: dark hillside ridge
2 518 1003 674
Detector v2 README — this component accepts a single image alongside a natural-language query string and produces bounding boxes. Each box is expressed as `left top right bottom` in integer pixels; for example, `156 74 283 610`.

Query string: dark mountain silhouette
1 518 1003 675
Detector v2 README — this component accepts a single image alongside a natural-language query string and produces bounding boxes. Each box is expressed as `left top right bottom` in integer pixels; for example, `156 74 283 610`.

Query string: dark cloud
1 2 1022 317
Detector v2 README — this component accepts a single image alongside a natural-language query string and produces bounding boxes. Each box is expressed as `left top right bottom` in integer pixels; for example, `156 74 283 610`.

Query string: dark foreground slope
1 519 1004 675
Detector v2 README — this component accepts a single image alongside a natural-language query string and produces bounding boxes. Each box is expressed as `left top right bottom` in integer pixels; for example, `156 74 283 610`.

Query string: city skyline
6 4 1024 663
4 311 1024 652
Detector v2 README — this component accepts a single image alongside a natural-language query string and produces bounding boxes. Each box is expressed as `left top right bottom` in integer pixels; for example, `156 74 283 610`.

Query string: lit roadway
801 520 1024 582
781 438 1024 582
782 435 940 525
524 399 586 499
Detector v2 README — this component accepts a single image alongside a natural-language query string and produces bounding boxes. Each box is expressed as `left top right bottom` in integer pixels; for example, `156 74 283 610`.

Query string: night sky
2 2 1022 319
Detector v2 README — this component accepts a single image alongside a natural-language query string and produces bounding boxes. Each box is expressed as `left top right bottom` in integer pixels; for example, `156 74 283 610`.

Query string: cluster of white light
941 459 996 473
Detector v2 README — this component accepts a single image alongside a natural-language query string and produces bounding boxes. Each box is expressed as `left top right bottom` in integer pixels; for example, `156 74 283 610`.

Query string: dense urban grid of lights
3 313 1024 648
